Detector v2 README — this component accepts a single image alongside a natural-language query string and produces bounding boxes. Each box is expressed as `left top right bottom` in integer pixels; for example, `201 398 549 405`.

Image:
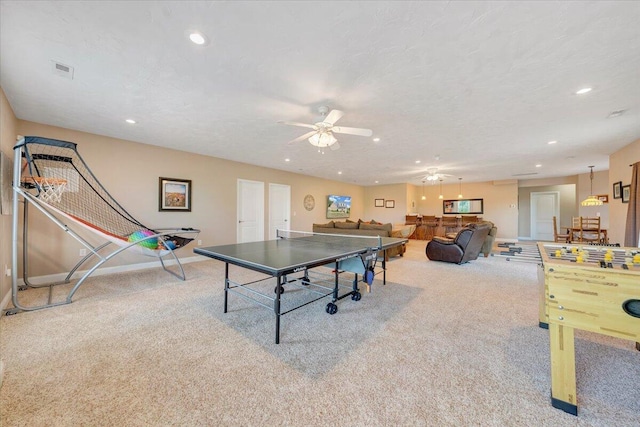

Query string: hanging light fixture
421 180 426 200
457 178 463 199
438 179 443 199
581 166 604 206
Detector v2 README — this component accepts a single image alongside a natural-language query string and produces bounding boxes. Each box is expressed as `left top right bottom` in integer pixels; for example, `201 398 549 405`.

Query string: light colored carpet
1 241 638 426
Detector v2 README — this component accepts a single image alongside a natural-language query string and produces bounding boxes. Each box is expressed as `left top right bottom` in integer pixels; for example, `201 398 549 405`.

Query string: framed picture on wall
613 181 622 199
621 184 630 203
375 198 384 207
597 195 608 203
385 200 395 208
159 177 192 211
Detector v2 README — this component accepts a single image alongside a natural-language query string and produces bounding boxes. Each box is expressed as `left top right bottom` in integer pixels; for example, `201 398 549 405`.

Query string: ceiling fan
418 168 453 182
278 106 373 152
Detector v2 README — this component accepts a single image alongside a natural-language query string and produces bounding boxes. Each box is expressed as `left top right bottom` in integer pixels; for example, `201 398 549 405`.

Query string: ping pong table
194 230 408 343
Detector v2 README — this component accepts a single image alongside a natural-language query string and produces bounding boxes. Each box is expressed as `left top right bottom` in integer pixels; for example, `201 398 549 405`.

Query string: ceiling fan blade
278 121 317 130
323 110 344 125
287 130 317 145
332 126 373 137
329 141 341 151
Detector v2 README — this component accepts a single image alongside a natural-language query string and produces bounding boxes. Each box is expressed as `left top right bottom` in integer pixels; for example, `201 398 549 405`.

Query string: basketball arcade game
194 230 408 344
538 242 640 416
7 136 199 315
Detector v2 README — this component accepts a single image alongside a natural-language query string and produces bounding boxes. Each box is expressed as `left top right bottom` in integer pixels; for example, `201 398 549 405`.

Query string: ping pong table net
277 229 383 249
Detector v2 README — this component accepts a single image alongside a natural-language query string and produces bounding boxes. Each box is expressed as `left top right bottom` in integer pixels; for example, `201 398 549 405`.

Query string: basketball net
36 177 67 203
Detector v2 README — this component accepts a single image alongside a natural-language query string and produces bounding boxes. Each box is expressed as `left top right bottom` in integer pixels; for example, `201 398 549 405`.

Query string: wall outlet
79 248 87 257
197 240 202 245
4 266 10 277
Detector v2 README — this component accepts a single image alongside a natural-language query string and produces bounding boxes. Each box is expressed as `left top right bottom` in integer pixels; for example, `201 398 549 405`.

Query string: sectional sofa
312 220 406 259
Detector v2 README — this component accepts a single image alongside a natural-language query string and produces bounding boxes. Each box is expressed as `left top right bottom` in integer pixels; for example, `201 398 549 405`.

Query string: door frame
237 179 264 243
530 191 560 240
268 183 291 240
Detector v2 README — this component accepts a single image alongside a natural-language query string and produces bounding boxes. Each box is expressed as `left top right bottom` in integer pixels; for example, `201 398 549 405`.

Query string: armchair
426 223 492 264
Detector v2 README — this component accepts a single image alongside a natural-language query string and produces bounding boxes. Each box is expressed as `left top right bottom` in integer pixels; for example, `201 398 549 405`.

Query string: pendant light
438 179 443 199
457 178 463 199
421 180 426 200
581 166 603 206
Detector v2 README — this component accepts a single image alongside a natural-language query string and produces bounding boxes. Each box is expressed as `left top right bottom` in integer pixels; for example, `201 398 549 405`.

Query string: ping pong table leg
382 257 386 285
275 274 283 344
224 263 229 313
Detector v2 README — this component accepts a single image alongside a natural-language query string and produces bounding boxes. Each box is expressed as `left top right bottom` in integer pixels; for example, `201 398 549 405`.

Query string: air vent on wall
512 172 539 177
51 60 74 79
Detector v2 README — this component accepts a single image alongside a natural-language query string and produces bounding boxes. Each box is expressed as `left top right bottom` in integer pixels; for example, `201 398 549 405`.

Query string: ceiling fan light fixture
308 132 337 148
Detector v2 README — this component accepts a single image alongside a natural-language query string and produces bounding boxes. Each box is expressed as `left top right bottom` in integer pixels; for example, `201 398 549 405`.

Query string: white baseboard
0 291 11 312
0 255 207 310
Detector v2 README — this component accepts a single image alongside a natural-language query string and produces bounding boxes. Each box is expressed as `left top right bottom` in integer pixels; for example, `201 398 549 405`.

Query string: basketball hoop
22 176 68 203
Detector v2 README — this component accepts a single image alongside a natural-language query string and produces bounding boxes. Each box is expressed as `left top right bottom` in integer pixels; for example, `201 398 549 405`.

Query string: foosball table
538 242 640 416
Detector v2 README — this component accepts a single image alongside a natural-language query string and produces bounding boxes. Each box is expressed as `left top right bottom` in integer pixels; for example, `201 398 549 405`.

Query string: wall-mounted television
327 195 351 219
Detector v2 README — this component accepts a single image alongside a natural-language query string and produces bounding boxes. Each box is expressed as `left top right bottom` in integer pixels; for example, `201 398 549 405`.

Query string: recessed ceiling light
547 140 557 145
373 137 380 142
188 31 209 45
125 119 136 124
338 171 342 175
284 158 290 162
535 164 542 168
375 180 379 184
576 87 592 95
415 160 421 164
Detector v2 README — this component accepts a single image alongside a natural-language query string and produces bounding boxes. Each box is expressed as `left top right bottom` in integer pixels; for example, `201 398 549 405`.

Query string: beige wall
1 88 17 307
1 87 18 384
518 184 577 238
609 138 640 245
363 184 408 224
13 120 365 280
407 180 519 239
517 171 611 239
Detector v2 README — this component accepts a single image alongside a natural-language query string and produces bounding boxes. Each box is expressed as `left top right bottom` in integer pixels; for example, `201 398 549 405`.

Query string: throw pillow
335 221 359 229
360 223 391 231
313 221 334 228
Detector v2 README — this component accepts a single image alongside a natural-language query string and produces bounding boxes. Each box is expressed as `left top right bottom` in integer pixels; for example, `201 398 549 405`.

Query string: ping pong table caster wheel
274 285 284 294
326 303 338 315
351 292 361 301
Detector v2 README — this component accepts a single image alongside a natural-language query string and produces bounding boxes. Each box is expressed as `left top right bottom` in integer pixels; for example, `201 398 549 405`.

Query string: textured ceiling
1 1 639 185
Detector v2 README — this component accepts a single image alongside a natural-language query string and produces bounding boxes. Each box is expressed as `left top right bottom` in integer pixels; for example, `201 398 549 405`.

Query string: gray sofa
312 220 406 259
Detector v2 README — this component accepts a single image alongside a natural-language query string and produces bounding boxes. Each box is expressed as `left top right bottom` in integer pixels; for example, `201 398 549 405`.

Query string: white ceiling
1 1 639 185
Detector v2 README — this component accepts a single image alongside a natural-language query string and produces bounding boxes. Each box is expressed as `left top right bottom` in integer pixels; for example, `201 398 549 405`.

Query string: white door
269 183 290 240
237 179 264 243
531 192 559 241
